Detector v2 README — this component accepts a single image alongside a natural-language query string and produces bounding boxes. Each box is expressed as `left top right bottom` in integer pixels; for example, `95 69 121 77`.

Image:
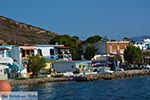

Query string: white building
0 57 27 79
0 64 9 80
82 40 107 55
11 46 35 64
11 45 72 65
134 38 150 51
36 45 72 61
52 61 91 73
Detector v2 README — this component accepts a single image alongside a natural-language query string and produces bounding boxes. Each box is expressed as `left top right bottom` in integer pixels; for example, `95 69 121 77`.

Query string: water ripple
12 76 150 100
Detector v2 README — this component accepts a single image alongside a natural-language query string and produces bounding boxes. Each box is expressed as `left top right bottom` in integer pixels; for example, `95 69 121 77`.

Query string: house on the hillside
11 45 72 65
82 40 107 56
106 41 129 55
106 41 130 62
82 40 130 62
35 45 56 60
11 46 35 64
35 45 72 61
54 45 72 61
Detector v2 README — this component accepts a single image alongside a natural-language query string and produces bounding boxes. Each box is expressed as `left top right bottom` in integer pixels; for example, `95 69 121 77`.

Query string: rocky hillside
0 16 57 45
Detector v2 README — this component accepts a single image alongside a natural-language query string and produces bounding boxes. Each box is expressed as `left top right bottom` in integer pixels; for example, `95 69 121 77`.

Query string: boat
97 67 114 74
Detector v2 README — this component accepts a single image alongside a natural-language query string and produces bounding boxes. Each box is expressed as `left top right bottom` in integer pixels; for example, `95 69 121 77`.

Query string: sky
0 0 150 40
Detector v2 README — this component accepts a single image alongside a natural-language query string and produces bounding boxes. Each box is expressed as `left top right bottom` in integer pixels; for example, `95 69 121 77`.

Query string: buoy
0 80 11 97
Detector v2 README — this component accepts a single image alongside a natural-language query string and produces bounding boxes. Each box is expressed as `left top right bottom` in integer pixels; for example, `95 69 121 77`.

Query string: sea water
12 76 150 100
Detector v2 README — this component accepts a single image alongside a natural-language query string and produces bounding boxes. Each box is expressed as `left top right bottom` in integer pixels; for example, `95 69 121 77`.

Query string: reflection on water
12 76 150 100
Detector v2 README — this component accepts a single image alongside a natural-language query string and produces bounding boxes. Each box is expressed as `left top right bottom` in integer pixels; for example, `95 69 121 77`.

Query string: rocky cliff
0 16 57 45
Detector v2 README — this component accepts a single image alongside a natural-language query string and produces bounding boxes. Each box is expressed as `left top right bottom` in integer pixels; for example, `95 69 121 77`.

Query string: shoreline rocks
10 69 150 86
10 77 74 86
74 69 150 81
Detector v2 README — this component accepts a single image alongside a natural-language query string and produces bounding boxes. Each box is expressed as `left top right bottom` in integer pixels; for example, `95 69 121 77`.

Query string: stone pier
74 70 150 81
9 69 150 85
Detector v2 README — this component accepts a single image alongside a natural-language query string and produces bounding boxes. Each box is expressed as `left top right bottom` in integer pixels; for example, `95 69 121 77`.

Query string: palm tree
27 55 46 78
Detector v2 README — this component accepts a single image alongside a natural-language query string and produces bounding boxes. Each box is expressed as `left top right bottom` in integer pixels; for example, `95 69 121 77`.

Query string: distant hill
132 35 150 42
0 16 57 45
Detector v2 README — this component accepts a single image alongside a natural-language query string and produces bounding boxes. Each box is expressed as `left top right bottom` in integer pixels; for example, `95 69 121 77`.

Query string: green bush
16 77 28 80
52 74 64 77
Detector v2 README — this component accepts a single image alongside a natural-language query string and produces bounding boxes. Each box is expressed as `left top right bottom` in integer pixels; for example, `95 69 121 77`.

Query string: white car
145 64 150 69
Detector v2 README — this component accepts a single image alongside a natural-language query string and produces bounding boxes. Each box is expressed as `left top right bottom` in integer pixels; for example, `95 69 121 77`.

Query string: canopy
20 46 35 50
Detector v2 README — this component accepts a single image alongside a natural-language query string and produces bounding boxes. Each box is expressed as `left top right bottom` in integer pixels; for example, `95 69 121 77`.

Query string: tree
49 34 80 59
27 55 46 78
124 45 143 64
115 54 122 61
84 46 98 60
84 35 102 44
143 51 150 64
122 37 132 41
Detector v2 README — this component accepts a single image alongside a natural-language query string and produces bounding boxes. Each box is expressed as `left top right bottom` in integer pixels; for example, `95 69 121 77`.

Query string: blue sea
12 76 150 100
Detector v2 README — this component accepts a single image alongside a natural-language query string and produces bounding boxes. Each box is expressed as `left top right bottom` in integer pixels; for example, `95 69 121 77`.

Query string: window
117 45 120 50
0 50 3 57
145 44 150 48
110 45 112 53
50 49 54 55
124 45 127 49
31 50 34 56
38 49 42 56
71 65 74 68
65 49 70 54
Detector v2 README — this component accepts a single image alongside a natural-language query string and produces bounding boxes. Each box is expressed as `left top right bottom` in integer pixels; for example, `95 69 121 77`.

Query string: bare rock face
0 16 57 45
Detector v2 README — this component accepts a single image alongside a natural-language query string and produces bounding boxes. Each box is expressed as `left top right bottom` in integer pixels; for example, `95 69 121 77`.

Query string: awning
20 46 35 50
0 48 10 50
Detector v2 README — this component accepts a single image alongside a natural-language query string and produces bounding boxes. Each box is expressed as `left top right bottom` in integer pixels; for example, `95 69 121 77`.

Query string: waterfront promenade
9 69 150 86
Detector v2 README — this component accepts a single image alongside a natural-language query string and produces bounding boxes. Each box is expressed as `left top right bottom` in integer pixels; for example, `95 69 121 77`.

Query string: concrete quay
9 69 150 85
10 77 74 86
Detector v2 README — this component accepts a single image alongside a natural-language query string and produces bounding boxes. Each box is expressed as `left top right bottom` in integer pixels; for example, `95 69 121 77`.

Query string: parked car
92 60 109 67
145 64 150 69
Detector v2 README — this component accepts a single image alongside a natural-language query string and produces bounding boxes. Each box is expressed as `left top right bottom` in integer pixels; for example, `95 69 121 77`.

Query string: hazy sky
0 0 150 40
